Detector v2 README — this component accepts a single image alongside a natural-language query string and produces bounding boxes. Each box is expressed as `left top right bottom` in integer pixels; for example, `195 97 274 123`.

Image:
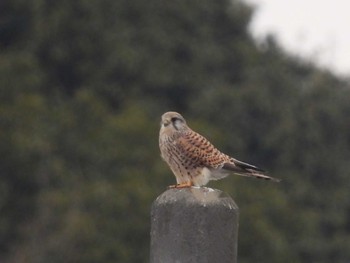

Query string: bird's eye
171 117 179 122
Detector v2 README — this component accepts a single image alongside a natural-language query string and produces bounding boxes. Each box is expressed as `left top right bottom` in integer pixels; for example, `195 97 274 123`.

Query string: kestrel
159 111 280 188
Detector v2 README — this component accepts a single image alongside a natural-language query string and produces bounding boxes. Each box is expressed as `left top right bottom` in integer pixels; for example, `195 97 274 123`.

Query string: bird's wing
227 158 265 172
176 130 229 168
177 131 281 182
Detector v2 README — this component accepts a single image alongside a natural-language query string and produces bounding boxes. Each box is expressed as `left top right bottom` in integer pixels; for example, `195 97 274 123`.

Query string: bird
159 111 280 188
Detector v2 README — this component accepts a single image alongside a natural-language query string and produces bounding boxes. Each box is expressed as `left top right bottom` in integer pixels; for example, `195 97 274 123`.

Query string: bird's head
160 111 188 133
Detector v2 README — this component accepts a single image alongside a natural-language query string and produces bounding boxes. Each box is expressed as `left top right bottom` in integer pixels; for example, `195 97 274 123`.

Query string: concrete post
150 187 239 263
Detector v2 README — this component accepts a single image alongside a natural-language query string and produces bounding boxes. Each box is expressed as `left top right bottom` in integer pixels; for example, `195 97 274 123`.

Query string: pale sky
245 0 350 77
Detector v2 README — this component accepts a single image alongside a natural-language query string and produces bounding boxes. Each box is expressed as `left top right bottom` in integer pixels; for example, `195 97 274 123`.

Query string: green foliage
1 0 350 262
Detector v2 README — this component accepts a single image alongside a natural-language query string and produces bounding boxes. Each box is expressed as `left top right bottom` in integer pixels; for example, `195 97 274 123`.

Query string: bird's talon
168 182 193 189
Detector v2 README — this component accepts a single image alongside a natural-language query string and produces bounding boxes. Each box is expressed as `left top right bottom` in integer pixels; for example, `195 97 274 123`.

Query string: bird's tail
222 159 281 182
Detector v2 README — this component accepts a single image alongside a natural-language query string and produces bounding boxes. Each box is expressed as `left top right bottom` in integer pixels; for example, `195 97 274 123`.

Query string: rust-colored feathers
159 111 280 187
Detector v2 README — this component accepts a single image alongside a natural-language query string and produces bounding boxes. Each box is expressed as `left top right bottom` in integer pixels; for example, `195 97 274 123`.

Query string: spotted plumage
159 111 280 188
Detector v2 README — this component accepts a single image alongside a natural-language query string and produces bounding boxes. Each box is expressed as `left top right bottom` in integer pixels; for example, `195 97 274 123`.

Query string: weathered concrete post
150 187 239 263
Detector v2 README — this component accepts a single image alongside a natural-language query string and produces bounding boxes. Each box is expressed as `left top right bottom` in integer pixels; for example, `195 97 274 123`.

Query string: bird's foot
168 181 193 189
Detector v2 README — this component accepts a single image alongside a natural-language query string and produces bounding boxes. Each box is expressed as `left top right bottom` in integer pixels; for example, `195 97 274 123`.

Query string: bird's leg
168 181 193 189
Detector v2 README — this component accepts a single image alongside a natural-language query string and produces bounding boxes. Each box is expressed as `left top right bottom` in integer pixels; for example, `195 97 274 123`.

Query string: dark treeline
1 0 350 262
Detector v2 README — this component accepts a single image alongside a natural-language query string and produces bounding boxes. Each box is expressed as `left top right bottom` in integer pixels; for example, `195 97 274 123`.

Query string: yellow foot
168 181 193 189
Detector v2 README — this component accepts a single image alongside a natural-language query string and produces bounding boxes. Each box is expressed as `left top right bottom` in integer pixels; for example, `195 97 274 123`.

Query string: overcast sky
245 0 350 77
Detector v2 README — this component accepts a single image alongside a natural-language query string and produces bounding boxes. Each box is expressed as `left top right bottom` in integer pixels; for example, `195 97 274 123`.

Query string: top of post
153 187 238 210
